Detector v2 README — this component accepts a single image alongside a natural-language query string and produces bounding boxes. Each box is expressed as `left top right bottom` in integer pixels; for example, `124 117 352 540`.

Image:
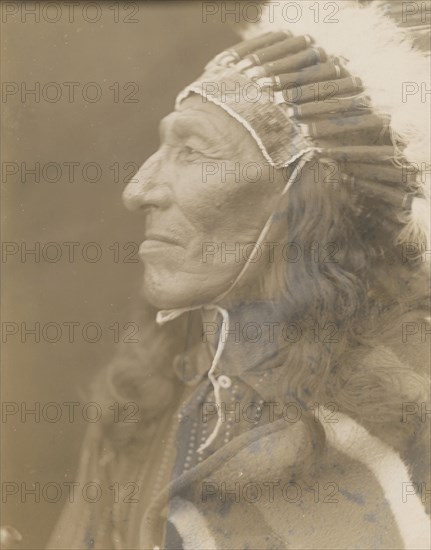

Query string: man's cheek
181 184 256 225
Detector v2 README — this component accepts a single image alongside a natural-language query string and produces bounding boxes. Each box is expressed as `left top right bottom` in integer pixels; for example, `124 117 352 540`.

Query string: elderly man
48 1 430 549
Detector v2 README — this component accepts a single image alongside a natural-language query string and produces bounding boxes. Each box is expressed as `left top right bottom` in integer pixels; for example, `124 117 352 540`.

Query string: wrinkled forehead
164 93 268 160
175 93 239 128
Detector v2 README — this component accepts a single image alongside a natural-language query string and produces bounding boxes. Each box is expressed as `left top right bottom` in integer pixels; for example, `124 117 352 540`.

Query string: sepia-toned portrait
2 1 430 549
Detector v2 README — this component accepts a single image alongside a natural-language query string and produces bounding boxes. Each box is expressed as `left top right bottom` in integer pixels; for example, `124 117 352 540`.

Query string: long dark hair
95 157 430 479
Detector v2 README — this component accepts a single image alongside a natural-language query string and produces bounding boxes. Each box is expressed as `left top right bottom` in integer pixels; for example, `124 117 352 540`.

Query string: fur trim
397 196 431 251
321 408 431 549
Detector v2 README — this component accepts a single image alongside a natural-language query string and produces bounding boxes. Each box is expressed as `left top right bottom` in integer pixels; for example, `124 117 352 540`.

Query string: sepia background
1 1 245 547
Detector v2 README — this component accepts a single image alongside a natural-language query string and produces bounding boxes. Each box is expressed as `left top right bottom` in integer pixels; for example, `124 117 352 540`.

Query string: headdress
175 0 431 258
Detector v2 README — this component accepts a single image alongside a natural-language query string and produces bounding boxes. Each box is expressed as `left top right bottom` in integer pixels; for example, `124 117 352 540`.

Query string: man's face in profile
123 94 285 309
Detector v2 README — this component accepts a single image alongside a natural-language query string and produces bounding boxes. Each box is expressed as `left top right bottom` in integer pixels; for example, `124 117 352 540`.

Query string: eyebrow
159 114 225 148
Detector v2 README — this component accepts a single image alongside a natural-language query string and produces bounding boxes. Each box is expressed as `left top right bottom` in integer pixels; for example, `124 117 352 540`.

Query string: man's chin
140 277 195 310
140 273 225 311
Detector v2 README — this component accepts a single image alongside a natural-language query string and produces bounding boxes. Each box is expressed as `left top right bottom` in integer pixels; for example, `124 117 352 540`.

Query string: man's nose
122 151 172 211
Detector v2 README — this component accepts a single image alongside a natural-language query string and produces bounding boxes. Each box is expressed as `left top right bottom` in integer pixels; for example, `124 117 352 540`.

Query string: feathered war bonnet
176 0 431 267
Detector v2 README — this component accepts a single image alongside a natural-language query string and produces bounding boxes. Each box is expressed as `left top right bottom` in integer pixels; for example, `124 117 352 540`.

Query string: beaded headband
175 0 430 256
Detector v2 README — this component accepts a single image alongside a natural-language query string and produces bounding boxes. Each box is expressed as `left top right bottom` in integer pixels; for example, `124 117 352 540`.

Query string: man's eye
182 145 203 158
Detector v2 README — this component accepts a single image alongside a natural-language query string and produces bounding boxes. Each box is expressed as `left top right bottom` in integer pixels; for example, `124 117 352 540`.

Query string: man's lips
139 232 184 255
144 232 182 245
